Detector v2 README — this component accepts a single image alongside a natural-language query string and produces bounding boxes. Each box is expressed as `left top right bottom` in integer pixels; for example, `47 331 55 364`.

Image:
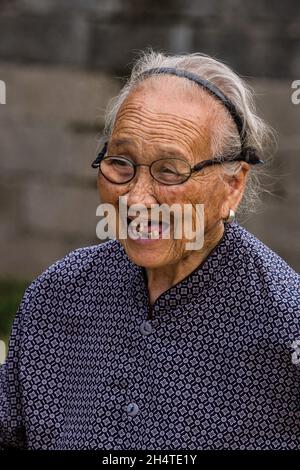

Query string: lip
126 218 171 243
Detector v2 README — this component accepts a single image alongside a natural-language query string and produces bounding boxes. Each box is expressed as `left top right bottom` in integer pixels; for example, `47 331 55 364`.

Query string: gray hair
102 50 276 215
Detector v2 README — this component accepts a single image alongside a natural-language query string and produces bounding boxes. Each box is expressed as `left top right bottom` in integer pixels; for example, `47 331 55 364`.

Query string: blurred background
0 0 300 352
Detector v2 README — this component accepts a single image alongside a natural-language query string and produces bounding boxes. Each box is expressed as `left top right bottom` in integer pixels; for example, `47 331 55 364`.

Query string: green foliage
0 280 29 345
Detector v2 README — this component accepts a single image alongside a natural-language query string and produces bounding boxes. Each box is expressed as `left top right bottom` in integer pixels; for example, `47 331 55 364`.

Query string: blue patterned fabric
0 222 299 450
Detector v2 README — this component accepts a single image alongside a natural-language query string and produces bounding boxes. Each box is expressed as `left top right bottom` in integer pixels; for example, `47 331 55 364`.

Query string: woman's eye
161 167 178 175
109 158 131 167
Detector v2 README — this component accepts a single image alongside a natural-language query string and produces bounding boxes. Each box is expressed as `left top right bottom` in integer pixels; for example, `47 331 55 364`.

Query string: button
127 402 139 417
139 320 152 336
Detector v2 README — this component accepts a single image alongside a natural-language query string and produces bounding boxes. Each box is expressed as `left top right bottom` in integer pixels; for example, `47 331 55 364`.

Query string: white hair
102 49 276 214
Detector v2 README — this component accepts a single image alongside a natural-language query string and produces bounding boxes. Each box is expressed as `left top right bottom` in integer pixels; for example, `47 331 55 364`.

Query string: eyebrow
109 138 135 147
109 138 188 160
157 148 187 159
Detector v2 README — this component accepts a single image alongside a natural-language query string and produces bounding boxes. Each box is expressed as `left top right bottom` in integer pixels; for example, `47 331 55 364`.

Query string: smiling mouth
126 217 170 239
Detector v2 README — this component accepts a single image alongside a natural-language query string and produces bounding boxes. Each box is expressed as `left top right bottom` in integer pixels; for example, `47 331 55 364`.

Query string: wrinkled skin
98 76 249 303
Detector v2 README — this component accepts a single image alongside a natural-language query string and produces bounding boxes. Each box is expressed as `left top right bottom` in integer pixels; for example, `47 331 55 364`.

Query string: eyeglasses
91 142 264 186
96 154 247 186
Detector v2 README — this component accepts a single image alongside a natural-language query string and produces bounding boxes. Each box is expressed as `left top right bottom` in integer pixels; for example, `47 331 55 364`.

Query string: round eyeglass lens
100 156 135 183
151 158 191 184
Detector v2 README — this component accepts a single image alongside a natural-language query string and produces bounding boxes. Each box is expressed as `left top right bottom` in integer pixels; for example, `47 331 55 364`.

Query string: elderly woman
0 51 299 450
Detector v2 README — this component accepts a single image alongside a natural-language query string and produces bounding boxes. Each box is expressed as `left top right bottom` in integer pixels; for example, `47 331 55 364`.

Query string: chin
120 239 171 268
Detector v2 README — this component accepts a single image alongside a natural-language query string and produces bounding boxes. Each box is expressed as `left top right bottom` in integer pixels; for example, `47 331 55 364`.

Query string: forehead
112 76 224 158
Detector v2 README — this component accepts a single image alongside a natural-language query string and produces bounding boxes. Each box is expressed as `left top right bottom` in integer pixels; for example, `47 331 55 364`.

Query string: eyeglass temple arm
91 141 108 168
192 147 264 172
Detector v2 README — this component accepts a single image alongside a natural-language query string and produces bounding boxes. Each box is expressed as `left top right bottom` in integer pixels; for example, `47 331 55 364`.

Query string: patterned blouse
0 222 299 450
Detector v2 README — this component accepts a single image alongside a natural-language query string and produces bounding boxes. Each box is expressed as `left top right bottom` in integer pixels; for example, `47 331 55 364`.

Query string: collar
125 222 238 318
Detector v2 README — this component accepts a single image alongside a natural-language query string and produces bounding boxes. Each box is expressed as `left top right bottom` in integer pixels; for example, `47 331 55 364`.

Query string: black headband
92 67 263 168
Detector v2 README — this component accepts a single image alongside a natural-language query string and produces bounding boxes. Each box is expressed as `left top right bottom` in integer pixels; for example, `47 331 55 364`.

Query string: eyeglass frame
91 141 264 186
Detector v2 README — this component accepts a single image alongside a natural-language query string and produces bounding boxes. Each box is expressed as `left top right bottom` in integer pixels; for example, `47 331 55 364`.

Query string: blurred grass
0 280 29 347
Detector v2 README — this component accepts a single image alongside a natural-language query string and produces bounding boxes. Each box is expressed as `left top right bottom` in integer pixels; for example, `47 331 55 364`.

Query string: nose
125 166 157 207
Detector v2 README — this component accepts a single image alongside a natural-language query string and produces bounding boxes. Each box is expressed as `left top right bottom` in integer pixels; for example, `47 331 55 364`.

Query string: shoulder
229 222 299 286
17 239 129 321
31 238 126 288
227 222 299 330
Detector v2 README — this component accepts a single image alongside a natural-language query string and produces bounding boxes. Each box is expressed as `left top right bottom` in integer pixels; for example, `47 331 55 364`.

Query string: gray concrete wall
0 0 300 78
243 80 300 268
0 62 120 279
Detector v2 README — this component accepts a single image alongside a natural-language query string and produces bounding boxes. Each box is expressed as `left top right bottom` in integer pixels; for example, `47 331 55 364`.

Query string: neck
145 221 225 305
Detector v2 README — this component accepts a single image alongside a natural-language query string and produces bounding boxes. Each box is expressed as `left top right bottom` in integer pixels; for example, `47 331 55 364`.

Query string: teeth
137 228 160 239
128 219 160 239
151 230 159 238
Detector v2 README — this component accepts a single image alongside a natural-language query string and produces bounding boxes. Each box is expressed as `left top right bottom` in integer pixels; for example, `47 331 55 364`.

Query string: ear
220 163 250 219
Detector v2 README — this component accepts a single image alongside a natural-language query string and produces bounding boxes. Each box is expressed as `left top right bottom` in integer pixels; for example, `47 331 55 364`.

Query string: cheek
98 175 123 204
203 179 228 222
180 173 227 223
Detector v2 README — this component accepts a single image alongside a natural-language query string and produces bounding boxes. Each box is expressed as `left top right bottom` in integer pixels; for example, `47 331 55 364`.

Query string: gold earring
224 209 235 224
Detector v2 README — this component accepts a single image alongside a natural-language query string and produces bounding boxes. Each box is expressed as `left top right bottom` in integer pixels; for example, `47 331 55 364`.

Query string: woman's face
98 76 247 268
